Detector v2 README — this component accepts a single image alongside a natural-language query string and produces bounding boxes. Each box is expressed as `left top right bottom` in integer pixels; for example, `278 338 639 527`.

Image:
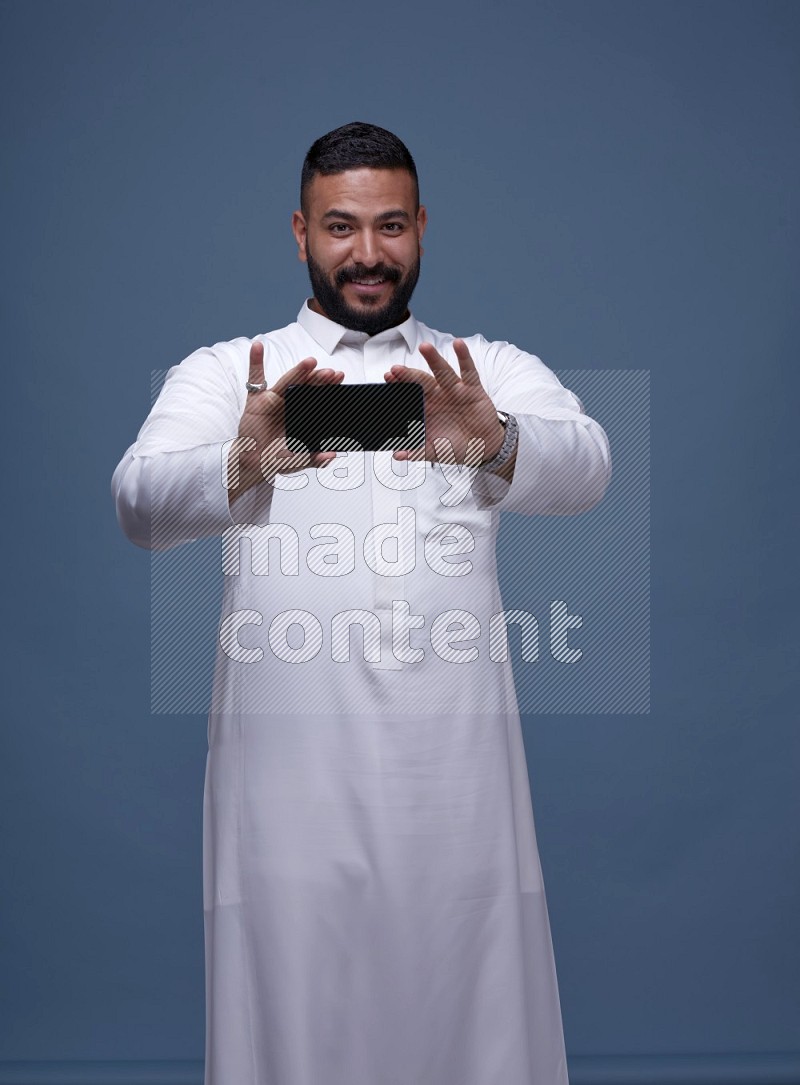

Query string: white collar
297 300 420 355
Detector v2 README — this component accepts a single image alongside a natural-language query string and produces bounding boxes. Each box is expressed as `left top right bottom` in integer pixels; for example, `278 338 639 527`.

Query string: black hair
300 121 419 214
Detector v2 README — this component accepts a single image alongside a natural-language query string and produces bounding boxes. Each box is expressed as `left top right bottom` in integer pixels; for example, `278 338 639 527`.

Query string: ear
291 210 308 263
416 204 428 254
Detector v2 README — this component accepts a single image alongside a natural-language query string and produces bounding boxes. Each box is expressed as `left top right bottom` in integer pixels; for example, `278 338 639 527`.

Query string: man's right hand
227 341 344 506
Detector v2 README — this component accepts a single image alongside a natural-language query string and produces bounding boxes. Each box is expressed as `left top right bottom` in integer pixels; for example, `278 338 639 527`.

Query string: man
113 122 611 1085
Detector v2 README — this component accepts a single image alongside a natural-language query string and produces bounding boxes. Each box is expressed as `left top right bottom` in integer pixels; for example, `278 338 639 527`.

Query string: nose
351 229 381 268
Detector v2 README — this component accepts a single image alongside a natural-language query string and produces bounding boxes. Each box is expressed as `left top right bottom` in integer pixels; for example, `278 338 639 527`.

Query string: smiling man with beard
112 121 612 1085
297 126 423 337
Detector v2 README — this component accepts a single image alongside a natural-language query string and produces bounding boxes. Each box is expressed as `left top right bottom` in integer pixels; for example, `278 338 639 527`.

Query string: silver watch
479 410 519 473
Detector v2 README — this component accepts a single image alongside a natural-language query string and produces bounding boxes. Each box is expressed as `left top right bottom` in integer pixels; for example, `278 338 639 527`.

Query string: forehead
305 168 417 217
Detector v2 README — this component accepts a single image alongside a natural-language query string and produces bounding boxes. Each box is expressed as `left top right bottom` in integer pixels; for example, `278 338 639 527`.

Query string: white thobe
112 302 611 1085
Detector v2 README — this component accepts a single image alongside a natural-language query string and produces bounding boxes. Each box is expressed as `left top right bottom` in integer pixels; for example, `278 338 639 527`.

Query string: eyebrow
321 209 411 224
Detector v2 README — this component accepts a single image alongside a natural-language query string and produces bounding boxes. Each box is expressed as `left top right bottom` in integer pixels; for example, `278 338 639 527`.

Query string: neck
308 297 410 335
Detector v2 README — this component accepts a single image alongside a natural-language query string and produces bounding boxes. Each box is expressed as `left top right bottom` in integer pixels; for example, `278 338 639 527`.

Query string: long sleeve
111 337 274 551
469 336 612 515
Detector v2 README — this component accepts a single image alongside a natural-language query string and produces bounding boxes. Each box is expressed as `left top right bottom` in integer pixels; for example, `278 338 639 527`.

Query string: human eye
329 222 352 235
382 222 404 233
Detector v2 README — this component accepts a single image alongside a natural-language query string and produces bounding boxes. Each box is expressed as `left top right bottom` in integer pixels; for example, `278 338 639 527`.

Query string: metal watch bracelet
479 410 519 473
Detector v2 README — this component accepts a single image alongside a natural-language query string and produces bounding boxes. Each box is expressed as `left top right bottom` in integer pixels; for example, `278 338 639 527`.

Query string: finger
385 365 437 393
277 449 338 474
248 341 266 387
310 451 338 469
264 444 311 477
418 342 460 389
452 338 482 386
270 356 319 397
393 442 428 463
307 369 345 386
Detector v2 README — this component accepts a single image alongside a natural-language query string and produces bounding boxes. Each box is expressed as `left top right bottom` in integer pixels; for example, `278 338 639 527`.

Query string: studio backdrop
1 2 798 1083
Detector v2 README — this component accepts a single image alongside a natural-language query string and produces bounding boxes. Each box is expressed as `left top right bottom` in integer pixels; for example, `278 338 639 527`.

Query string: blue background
2 0 798 1079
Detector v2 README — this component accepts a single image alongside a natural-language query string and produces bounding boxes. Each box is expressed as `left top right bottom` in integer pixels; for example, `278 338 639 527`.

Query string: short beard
305 244 421 336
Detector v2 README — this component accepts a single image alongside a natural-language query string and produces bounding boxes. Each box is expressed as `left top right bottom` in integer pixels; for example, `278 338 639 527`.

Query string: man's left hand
385 339 505 467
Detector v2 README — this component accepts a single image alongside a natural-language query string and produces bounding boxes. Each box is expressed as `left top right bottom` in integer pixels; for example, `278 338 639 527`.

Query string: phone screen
284 383 425 453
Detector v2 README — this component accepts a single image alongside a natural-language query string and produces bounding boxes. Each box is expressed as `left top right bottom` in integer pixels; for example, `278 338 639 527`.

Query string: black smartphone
284 383 425 453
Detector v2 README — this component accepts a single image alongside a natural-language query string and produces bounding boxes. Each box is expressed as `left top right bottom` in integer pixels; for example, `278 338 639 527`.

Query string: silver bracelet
479 411 519 473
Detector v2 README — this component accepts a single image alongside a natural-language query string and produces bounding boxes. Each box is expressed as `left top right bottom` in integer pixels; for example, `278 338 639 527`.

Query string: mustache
335 264 402 287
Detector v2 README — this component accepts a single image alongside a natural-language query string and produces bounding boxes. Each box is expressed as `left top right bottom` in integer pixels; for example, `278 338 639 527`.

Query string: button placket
363 335 416 670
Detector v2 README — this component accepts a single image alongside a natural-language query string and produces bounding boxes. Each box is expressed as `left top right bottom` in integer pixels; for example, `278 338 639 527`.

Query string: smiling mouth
350 277 386 286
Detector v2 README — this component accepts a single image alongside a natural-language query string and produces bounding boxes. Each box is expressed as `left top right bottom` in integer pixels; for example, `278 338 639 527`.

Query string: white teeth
354 278 385 285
